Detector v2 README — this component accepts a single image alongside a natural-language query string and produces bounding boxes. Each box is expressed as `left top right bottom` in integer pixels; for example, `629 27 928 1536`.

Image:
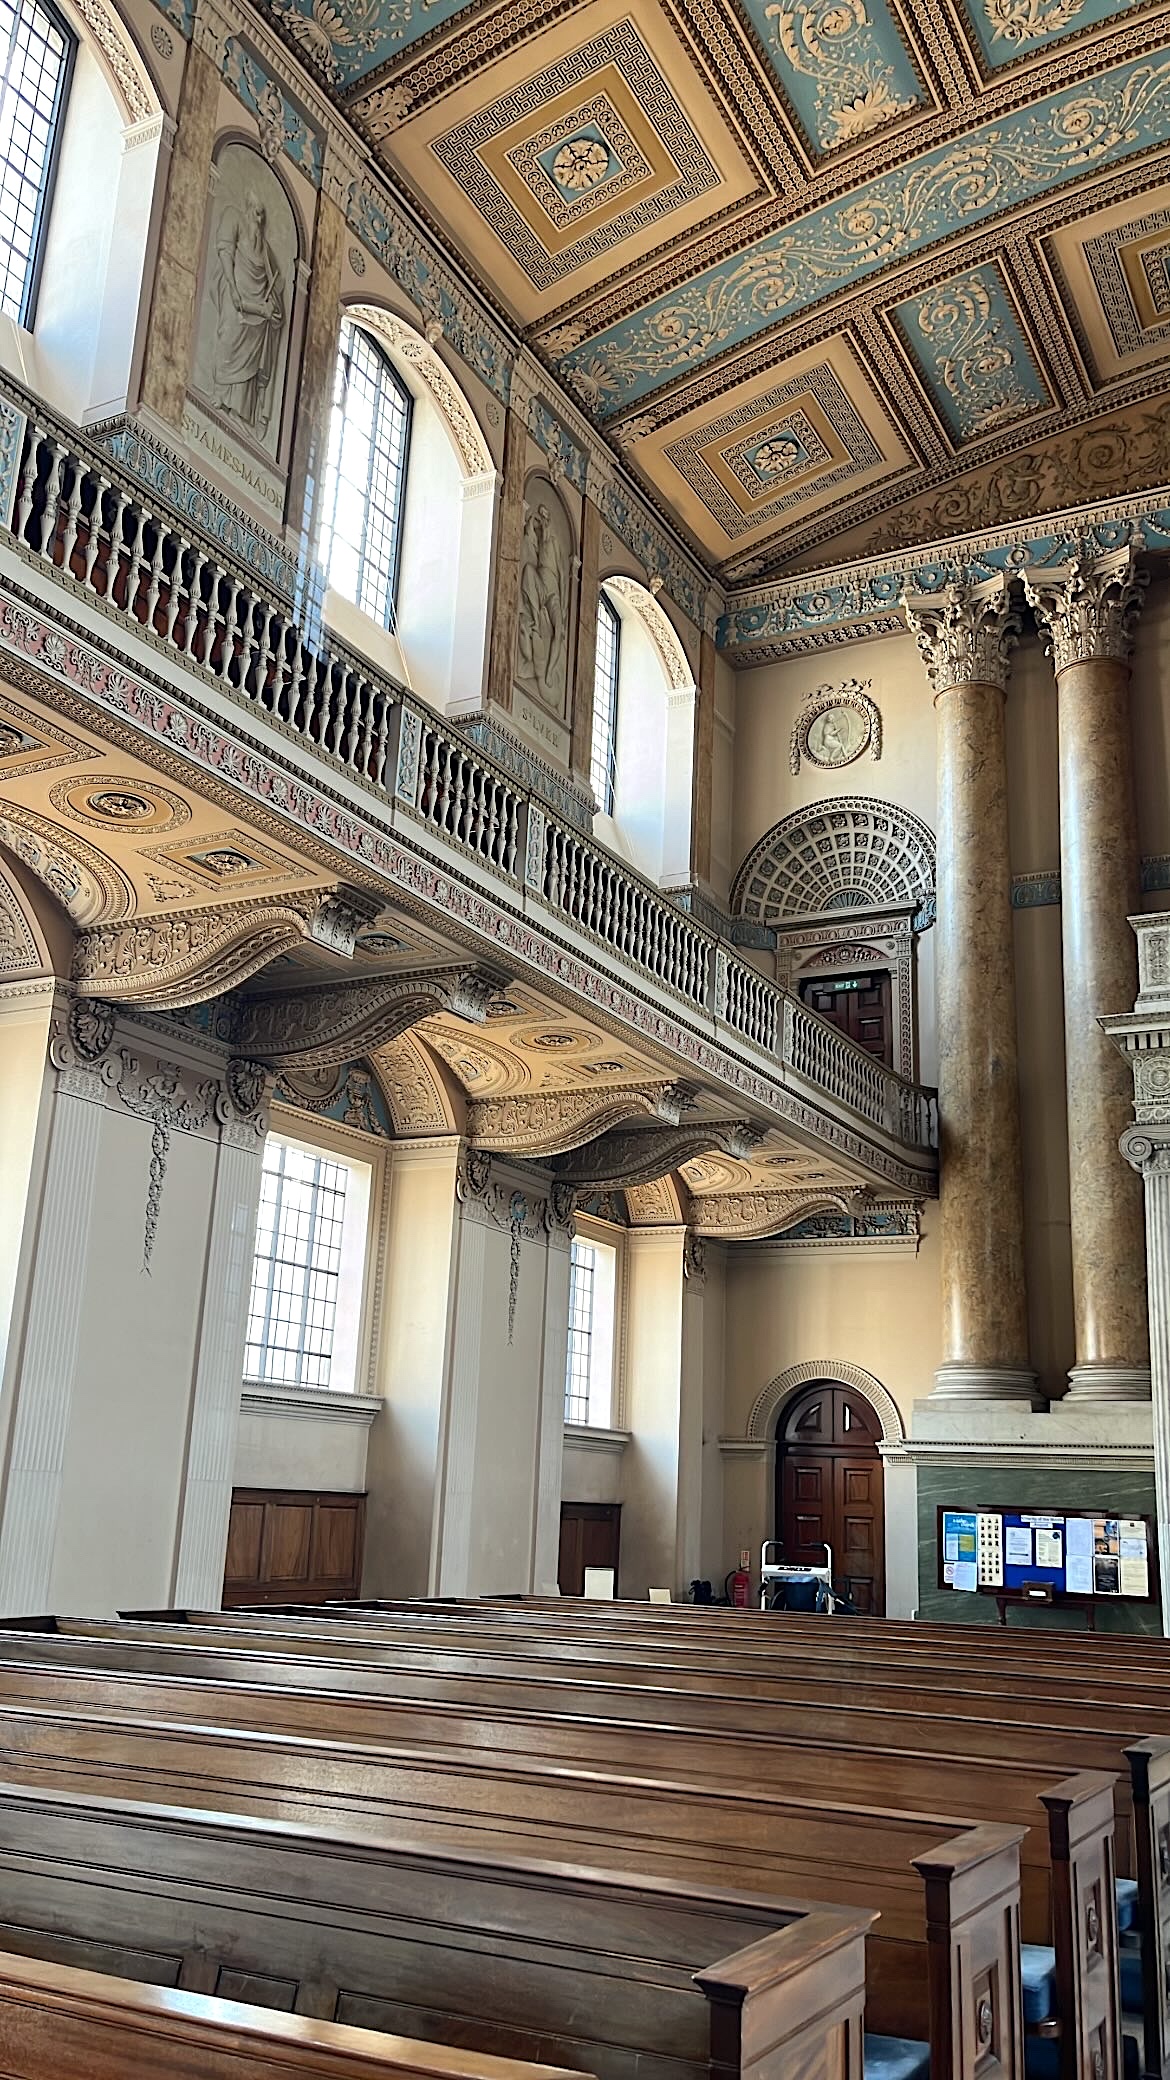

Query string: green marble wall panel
916 1459 1160 1634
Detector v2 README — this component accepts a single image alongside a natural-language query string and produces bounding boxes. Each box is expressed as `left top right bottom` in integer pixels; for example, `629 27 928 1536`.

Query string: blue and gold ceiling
266 0 1170 578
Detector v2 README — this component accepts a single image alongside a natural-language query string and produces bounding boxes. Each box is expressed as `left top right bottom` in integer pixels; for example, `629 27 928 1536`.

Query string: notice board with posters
936 1507 1157 1604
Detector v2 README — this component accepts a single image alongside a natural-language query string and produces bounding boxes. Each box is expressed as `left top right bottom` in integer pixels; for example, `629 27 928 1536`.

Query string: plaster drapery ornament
515 483 572 721
468 1080 694 1158
903 578 1022 694
1023 548 1148 673
554 1118 765 1191
371 1030 459 1135
238 965 505 1070
117 1056 220 1273
453 1148 563 1342
226 1057 269 1119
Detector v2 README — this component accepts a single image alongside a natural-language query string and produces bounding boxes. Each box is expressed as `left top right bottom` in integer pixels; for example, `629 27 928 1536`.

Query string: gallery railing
2 393 937 1157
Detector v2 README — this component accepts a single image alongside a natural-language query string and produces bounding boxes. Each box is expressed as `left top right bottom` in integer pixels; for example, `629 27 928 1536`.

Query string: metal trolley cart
759 1540 837 1611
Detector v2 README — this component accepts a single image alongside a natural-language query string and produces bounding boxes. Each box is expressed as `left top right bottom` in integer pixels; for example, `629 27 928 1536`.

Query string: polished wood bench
0 1948 595 2080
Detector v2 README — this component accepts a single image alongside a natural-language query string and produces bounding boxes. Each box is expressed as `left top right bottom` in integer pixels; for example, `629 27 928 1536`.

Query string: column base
1065 1363 1151 1403
931 1363 1043 1407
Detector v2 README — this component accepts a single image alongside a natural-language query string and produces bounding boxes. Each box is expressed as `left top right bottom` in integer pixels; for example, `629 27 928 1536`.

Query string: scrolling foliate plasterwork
554 1119 765 1190
560 54 1170 413
759 0 918 151
278 1061 393 1136
71 893 334 1011
689 1187 856 1240
903 579 1022 693
895 267 1050 444
468 1081 688 1159
372 1030 459 1134
1023 546 1148 671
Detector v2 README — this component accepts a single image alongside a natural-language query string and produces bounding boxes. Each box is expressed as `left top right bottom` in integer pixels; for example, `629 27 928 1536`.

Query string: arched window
319 318 413 631
591 591 620 813
0 0 72 324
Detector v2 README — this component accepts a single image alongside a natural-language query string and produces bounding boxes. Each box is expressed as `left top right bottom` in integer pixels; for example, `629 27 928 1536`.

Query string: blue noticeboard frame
936 1506 1157 1605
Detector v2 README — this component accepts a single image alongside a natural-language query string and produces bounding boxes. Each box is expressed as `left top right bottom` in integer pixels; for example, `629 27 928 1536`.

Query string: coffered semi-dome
732 798 936 925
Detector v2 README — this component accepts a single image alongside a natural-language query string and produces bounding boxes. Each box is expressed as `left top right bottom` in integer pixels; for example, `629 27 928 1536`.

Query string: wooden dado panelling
222 1490 366 1609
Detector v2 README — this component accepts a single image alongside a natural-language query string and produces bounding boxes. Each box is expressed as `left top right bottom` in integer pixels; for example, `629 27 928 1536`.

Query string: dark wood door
558 1502 621 1596
776 1384 885 1613
800 972 893 1067
223 1488 366 1608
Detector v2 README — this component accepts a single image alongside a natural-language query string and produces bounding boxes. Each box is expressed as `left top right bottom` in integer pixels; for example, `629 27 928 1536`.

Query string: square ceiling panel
387 0 760 323
634 337 914 560
735 0 930 157
952 0 1157 75
1047 186 1170 384
891 263 1054 443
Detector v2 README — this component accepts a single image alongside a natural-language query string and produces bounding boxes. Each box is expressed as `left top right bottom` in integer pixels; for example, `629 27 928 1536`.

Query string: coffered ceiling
267 0 1170 578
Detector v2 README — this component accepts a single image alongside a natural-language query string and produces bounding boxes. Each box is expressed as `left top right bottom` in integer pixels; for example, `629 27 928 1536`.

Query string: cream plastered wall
728 629 939 1081
1129 571 1170 884
710 653 737 908
720 1209 939 1612
232 1408 371 1492
561 1440 623 1507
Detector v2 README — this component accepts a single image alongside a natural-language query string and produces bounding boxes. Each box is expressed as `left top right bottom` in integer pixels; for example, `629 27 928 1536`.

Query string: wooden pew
0 1773 949 2080
0 1949 596 2080
0 1644 1124 2080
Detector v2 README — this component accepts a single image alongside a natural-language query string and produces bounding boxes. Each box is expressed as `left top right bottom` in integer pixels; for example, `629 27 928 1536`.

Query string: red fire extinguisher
726 1550 752 1607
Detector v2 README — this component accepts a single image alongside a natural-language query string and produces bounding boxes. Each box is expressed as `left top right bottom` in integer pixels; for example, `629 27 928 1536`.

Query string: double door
800 972 893 1067
776 1384 885 1614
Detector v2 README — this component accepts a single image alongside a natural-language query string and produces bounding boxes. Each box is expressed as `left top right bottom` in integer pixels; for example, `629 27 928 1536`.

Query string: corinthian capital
903 579 1022 696
1023 547 1147 673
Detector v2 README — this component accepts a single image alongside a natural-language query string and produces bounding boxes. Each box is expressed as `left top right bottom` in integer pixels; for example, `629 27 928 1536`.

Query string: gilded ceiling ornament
790 680 882 775
1023 547 1148 673
906 272 1041 441
982 0 1087 44
903 579 1021 694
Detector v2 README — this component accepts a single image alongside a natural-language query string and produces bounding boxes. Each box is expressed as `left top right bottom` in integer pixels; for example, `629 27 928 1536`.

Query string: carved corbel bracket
468 1079 697 1159
240 964 507 1070
689 1187 857 1242
72 886 383 1012
553 1116 766 1191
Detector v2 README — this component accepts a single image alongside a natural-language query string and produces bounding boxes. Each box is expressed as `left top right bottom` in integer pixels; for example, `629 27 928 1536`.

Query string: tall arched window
0 0 72 323
591 591 621 813
319 318 413 631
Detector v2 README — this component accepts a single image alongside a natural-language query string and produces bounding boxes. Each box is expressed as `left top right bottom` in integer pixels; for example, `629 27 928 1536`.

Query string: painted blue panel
964 0 1144 72
269 0 481 88
223 38 325 187
894 265 1051 441
561 48 1170 414
737 0 925 154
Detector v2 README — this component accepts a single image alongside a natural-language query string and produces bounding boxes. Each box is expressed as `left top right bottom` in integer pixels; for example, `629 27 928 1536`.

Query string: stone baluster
904 579 1036 1403
1025 550 1150 1401
1103 916 1170 1631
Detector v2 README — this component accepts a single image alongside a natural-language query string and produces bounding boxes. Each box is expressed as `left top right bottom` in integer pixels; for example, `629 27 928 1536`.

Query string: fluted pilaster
1026 550 1149 1401
905 581 1036 1402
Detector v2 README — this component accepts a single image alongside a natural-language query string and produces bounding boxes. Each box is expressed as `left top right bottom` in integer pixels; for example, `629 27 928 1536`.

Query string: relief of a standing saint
515 491 571 721
211 190 286 439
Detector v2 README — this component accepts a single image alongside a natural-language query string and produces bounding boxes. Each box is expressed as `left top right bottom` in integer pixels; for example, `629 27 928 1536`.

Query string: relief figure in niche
192 144 299 464
515 486 572 721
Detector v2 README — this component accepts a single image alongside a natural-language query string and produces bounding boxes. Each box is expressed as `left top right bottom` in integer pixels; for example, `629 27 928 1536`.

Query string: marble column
904 581 1036 1402
1025 551 1149 1401
1103 915 1170 1631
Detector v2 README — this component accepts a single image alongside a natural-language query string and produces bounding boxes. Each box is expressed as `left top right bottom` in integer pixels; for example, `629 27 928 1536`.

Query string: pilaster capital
1023 547 1147 673
903 579 1022 696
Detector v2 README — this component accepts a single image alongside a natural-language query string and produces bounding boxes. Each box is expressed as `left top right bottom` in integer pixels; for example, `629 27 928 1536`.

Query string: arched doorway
775 1381 885 1613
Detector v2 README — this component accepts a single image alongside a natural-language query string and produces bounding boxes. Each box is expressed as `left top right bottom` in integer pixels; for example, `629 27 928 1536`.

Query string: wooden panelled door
558 1502 621 1597
799 972 893 1067
776 1383 885 1613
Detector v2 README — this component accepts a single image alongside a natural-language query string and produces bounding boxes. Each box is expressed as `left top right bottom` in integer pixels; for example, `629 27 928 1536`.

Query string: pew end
1124 1738 1170 2080
912 1824 1026 2080
694 1907 872 2080
1039 1772 1122 2080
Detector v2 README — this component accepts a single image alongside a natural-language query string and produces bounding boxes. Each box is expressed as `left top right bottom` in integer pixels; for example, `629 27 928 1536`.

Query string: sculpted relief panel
191 144 299 468
514 476 574 725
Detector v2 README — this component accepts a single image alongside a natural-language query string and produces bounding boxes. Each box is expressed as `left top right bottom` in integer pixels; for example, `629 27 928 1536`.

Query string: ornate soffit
251 0 1170 581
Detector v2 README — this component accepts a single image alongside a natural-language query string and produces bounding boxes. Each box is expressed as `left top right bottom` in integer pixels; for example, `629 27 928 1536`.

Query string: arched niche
191 139 304 477
731 797 936 1080
0 0 163 426
595 576 697 889
746 1359 905 1448
326 301 497 717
